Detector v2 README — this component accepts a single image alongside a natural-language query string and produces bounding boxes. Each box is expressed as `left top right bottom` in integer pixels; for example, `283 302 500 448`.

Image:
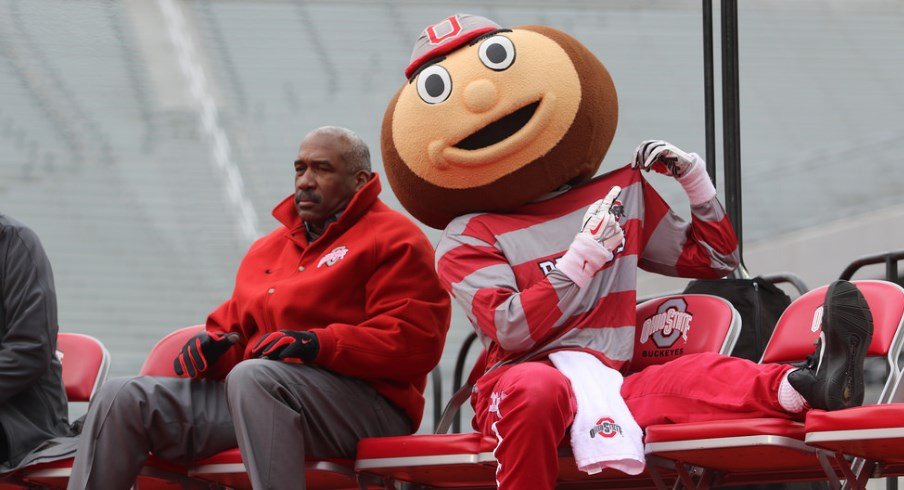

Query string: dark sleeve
0 227 59 405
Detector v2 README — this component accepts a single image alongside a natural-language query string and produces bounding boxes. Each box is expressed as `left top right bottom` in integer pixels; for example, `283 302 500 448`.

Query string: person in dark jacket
0 215 70 471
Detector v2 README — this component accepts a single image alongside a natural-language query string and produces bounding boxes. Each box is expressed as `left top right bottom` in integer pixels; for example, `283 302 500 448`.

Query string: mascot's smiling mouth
433 95 557 169
454 101 540 150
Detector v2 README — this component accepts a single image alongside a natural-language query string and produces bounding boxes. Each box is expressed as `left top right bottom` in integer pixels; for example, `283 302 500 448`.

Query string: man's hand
632 140 696 178
250 330 319 364
580 186 625 255
173 331 240 378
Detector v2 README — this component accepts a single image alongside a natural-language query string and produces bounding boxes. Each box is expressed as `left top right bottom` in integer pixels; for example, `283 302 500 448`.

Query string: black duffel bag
682 276 792 362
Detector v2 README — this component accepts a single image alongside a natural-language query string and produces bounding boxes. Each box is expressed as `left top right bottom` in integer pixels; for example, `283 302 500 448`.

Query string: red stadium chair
644 280 904 489
12 333 110 488
802 281 904 488
130 325 212 489
805 404 904 489
137 325 202 376
190 447 364 490
18 332 192 489
628 294 740 373
58 333 111 402
137 325 365 490
17 327 238 489
356 294 741 489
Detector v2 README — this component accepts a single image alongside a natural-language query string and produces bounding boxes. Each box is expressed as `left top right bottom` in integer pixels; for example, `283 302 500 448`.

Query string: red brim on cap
404 25 498 79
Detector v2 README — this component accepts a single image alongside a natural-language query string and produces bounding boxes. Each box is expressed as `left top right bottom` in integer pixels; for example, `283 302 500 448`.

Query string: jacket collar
272 173 382 244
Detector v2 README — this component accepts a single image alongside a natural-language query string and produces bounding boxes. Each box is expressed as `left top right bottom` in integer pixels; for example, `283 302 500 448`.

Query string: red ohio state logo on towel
589 417 623 439
318 246 349 268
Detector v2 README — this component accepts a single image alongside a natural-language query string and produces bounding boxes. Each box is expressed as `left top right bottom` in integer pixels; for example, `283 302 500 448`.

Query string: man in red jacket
67 126 451 489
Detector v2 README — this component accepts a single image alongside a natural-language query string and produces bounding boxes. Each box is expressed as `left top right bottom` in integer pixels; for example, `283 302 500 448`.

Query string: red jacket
204 174 451 430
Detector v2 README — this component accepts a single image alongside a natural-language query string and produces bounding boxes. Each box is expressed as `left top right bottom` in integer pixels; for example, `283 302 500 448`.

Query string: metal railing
839 250 904 282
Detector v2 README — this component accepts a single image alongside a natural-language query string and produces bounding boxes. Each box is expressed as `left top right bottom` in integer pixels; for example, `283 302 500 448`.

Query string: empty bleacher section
0 0 245 378
1 0 903 431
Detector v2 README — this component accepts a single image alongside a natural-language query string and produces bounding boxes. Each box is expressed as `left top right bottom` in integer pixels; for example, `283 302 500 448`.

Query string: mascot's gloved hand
250 330 319 364
581 186 626 253
632 140 716 205
174 331 240 378
556 186 625 288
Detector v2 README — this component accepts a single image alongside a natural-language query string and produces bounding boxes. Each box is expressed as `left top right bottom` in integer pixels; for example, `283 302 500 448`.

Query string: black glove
173 331 240 377
250 330 319 364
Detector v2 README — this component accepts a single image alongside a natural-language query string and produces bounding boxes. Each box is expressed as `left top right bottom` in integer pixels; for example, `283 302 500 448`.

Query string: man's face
293 133 365 227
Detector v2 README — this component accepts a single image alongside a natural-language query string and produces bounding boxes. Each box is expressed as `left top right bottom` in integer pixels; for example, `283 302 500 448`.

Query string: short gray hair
306 126 372 174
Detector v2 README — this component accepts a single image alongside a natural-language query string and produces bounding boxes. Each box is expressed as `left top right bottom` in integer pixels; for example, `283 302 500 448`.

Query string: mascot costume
383 14 874 489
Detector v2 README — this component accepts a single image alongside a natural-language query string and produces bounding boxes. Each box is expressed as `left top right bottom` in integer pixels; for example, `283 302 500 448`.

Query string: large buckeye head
382 14 618 229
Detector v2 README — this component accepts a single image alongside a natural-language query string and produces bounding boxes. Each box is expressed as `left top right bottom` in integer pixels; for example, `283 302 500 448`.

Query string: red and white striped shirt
435 165 739 374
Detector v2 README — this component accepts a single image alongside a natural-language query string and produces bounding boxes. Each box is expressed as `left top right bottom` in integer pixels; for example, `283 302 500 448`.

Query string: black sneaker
788 280 873 411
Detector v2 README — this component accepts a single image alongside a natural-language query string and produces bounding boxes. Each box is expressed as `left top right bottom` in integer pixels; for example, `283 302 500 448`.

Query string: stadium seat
644 280 904 489
355 294 741 489
131 325 216 489
137 325 203 376
57 333 111 402
801 282 904 488
190 447 368 490
138 325 365 490
11 333 110 488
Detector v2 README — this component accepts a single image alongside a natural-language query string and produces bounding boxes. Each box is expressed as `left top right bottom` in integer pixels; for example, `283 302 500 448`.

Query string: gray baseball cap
405 14 501 79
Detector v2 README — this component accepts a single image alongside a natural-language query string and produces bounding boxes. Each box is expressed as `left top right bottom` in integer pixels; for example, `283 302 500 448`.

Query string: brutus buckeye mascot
383 14 874 489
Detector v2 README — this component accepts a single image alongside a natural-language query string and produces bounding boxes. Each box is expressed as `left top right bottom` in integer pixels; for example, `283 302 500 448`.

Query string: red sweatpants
471 352 795 489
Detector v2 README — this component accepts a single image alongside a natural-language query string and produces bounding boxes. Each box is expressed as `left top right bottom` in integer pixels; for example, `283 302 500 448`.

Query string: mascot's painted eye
478 35 515 71
416 64 452 104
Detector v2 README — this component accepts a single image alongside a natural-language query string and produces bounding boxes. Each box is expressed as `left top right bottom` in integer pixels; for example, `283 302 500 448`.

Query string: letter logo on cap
426 15 462 44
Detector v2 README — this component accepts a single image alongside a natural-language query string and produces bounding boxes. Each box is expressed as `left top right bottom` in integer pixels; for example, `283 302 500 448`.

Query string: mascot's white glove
632 140 716 205
580 187 626 252
556 186 625 288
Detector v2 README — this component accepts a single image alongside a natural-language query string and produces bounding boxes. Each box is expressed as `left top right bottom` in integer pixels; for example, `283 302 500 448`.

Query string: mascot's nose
462 79 499 114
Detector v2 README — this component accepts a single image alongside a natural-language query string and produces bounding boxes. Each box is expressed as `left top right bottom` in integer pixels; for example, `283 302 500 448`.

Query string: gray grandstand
1 0 903 431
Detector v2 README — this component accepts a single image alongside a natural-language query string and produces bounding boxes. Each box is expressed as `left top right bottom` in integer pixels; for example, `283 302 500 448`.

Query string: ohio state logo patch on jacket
318 246 349 268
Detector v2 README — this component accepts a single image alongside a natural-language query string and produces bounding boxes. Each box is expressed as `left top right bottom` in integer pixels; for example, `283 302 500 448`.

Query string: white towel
549 350 645 476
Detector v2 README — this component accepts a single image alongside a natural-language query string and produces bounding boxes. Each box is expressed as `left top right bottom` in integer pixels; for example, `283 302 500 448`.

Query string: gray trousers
66 359 411 490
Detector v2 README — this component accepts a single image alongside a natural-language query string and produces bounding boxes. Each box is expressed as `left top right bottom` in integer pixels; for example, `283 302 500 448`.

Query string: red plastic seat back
58 333 110 402
139 325 204 376
628 294 740 373
761 280 904 365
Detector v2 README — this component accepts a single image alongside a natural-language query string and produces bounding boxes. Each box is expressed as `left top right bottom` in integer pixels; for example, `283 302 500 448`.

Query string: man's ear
354 170 371 191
